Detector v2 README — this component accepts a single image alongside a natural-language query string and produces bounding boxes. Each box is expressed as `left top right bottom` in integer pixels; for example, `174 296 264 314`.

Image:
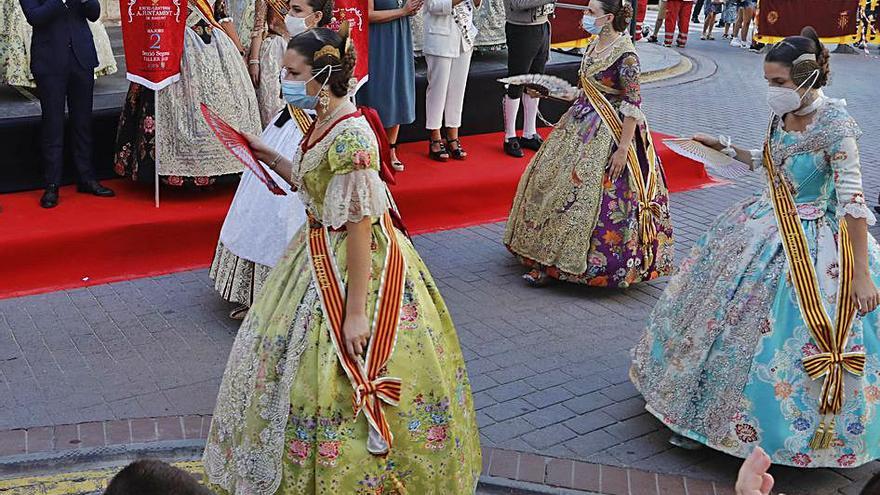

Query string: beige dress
249 0 288 126
155 9 261 179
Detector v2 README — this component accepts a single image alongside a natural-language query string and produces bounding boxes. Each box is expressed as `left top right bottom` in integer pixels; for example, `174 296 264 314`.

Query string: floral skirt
203 225 482 494
209 242 273 307
504 103 675 288
114 83 237 188
631 196 880 468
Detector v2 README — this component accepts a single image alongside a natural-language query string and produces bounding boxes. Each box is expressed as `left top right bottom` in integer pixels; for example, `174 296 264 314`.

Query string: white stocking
503 95 521 140
522 94 539 138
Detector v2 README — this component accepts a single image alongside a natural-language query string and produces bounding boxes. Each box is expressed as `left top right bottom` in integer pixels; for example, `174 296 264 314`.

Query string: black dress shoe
504 137 524 158
519 134 544 151
77 180 115 197
41 185 59 209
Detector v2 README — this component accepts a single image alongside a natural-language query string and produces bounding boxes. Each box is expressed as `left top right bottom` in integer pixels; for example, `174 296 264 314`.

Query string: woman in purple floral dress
504 0 674 288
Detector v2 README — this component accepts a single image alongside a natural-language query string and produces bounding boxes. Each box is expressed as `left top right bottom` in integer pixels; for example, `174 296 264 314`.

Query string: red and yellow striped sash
580 75 662 270
189 0 224 29
289 105 314 134
762 124 865 449
307 212 406 454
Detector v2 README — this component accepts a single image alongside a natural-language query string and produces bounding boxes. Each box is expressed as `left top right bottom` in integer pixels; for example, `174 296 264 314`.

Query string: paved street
1 29 880 494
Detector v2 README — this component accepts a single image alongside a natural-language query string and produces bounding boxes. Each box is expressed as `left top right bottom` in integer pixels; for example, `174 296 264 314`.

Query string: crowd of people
640 0 763 50
5 0 880 491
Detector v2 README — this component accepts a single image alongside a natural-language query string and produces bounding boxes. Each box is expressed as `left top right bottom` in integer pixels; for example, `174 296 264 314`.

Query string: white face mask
285 13 313 37
766 69 819 116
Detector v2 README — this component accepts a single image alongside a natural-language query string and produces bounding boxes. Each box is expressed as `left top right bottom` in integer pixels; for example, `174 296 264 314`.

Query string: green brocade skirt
204 223 482 495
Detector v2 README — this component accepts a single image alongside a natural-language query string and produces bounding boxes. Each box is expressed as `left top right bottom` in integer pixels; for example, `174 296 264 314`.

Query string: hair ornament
315 44 341 60
793 53 817 63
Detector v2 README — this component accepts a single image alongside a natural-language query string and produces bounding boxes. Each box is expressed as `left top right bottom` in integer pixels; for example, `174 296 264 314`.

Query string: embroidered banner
755 0 864 44
119 0 188 90
329 0 369 92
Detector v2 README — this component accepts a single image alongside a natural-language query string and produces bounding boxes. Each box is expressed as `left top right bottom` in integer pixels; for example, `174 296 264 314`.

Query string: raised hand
735 448 774 495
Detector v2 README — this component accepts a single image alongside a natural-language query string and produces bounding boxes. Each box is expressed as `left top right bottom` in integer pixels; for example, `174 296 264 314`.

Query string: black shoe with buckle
77 180 115 197
504 137 524 158
519 134 544 151
40 184 59 209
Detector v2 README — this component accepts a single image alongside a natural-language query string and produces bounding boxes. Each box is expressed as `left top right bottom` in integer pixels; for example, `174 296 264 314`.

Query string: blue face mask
581 14 604 35
280 65 331 109
281 80 318 109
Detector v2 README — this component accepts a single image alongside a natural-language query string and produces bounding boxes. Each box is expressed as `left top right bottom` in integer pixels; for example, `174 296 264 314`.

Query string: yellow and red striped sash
189 0 224 29
267 0 289 19
762 122 865 449
307 212 406 454
580 75 662 270
289 105 313 134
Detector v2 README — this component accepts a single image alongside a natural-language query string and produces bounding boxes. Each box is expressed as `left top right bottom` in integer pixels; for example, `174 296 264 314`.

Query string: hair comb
315 45 340 60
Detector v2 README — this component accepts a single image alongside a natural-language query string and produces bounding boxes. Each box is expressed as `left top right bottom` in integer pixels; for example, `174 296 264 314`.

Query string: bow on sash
307 211 407 454
762 123 866 449
579 74 662 271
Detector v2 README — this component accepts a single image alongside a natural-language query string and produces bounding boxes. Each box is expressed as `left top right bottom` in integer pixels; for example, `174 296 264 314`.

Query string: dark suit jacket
19 0 100 75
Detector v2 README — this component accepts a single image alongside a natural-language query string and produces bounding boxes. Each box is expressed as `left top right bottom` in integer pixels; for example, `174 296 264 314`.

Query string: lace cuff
838 193 877 225
619 101 646 124
322 169 388 229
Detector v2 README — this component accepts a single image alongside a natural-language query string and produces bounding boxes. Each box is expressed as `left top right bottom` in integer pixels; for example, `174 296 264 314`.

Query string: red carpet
0 130 715 299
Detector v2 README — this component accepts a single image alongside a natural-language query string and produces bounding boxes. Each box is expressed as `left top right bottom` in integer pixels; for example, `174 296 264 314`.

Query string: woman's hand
403 0 423 16
248 62 261 88
852 272 880 315
735 447 774 495
342 312 371 361
243 132 278 165
608 148 628 181
693 133 722 151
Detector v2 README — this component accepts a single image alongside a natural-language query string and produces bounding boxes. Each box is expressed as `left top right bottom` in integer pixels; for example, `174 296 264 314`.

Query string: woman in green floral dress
202 26 481 495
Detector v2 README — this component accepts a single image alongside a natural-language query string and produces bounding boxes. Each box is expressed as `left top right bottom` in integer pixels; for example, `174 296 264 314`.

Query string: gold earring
319 87 330 108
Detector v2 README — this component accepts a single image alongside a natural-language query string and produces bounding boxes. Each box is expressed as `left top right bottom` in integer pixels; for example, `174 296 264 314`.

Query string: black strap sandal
428 139 449 162
446 138 467 160
389 143 405 172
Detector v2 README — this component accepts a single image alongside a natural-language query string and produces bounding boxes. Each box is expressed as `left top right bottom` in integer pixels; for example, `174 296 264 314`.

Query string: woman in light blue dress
357 0 422 171
631 27 880 468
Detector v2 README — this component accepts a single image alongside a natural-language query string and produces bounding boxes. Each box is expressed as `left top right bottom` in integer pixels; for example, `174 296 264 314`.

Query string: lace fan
497 74 580 102
663 138 752 180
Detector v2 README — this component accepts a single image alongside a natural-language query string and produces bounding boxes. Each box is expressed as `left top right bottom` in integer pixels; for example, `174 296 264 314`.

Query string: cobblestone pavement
1 36 879 494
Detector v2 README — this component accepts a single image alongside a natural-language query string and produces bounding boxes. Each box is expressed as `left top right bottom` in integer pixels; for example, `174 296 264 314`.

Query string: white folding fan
663 138 753 180
497 74 580 103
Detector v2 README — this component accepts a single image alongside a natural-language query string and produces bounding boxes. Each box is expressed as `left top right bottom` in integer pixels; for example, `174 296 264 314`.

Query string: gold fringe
809 417 836 450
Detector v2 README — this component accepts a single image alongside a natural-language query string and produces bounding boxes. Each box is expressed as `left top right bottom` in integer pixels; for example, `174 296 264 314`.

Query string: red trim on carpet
0 130 716 299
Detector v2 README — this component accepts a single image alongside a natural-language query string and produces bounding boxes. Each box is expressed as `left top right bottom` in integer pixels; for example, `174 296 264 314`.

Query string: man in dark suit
20 0 115 208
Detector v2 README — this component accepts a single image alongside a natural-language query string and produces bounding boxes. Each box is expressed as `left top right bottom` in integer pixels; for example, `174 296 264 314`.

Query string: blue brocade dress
631 98 880 468
356 0 416 127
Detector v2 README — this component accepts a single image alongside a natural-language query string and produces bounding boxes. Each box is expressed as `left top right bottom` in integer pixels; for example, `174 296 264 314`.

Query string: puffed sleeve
831 136 876 225
617 53 646 124
322 128 389 229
